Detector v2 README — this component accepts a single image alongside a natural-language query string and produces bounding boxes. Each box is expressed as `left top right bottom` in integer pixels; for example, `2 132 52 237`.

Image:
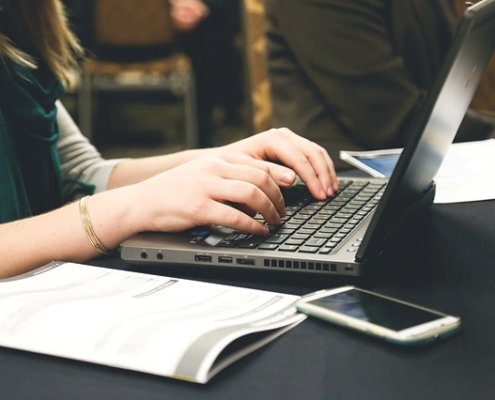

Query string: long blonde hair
0 0 83 87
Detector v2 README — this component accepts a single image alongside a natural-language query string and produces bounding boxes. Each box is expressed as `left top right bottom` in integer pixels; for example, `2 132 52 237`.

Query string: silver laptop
121 0 495 277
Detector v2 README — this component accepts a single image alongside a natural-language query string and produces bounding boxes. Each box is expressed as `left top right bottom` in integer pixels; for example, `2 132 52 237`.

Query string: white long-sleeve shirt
56 101 125 201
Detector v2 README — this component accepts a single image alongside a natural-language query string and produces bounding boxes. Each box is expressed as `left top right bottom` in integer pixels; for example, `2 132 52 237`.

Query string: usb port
195 255 212 262
236 258 255 266
218 256 233 264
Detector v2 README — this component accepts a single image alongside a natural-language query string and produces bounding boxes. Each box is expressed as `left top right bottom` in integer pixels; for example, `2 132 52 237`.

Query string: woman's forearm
107 147 213 189
0 186 142 279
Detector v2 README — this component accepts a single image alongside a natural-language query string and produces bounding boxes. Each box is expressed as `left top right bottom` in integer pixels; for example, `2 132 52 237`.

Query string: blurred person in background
170 0 244 147
265 0 495 170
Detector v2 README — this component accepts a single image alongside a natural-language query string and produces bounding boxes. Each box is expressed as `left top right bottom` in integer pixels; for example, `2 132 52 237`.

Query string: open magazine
0 262 305 384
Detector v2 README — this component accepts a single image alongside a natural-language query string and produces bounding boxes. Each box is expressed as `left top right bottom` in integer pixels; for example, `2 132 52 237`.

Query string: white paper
0 262 304 383
434 139 495 203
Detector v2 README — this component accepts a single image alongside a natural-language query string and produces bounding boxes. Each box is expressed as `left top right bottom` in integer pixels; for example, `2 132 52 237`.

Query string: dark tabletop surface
1 199 494 400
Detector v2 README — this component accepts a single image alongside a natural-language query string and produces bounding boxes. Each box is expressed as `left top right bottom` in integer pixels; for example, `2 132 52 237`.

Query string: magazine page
0 262 304 384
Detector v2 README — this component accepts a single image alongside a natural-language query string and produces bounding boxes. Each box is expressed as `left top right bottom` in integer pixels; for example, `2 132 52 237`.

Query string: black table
1 200 494 399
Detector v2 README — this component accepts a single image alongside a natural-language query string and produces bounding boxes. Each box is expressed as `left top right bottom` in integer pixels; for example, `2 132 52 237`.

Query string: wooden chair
77 0 198 147
242 0 272 134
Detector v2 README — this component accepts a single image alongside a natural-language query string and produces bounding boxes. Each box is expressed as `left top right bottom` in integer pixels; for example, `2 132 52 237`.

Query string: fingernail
333 182 340 192
281 170 296 184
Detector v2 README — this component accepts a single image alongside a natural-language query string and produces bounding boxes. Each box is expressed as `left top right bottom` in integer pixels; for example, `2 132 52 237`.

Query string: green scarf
0 17 65 223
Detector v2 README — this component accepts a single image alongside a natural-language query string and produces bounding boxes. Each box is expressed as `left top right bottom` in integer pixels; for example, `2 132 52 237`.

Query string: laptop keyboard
216 180 386 255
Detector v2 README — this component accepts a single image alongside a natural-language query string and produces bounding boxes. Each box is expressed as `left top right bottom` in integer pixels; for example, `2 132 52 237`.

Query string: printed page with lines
0 262 304 383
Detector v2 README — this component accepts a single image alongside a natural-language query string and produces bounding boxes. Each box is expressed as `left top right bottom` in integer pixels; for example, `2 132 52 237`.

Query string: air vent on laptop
263 259 338 273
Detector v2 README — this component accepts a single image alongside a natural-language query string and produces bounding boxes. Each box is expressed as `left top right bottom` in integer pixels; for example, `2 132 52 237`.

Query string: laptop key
278 245 300 252
305 238 327 247
264 234 289 244
238 242 260 249
299 246 319 253
259 243 278 250
319 248 333 254
285 238 306 246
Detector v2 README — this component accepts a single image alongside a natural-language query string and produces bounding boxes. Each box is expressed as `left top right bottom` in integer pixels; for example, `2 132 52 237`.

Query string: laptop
121 0 495 277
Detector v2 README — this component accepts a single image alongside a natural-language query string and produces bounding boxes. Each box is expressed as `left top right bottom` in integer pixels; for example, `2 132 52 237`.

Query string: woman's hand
132 128 339 235
133 152 291 235
219 128 339 199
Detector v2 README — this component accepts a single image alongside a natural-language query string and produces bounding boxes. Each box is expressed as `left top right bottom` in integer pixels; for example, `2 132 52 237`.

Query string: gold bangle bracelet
79 195 113 255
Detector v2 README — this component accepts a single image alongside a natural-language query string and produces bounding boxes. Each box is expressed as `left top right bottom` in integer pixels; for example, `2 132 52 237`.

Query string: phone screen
354 154 399 178
309 289 444 331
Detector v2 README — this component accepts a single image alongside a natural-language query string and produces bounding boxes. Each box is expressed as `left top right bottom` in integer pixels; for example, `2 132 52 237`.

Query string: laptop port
236 258 255 266
195 254 212 262
218 256 233 264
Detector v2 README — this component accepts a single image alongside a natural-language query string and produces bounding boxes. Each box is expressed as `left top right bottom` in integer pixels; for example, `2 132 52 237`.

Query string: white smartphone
296 286 461 345
339 149 401 178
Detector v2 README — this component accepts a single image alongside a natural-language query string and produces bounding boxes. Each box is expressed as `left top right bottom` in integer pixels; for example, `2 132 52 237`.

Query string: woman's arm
0 186 139 279
0 128 338 279
57 101 124 198
56 100 213 191
57 102 339 195
110 128 339 196
106 147 212 189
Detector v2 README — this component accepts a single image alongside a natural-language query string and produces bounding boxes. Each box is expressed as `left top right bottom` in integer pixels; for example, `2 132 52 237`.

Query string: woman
0 0 338 279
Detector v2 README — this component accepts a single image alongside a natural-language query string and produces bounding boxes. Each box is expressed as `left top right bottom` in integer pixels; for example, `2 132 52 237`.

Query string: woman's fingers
143 154 287 234
223 128 339 200
200 201 270 235
278 129 339 196
263 128 339 198
209 159 286 223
